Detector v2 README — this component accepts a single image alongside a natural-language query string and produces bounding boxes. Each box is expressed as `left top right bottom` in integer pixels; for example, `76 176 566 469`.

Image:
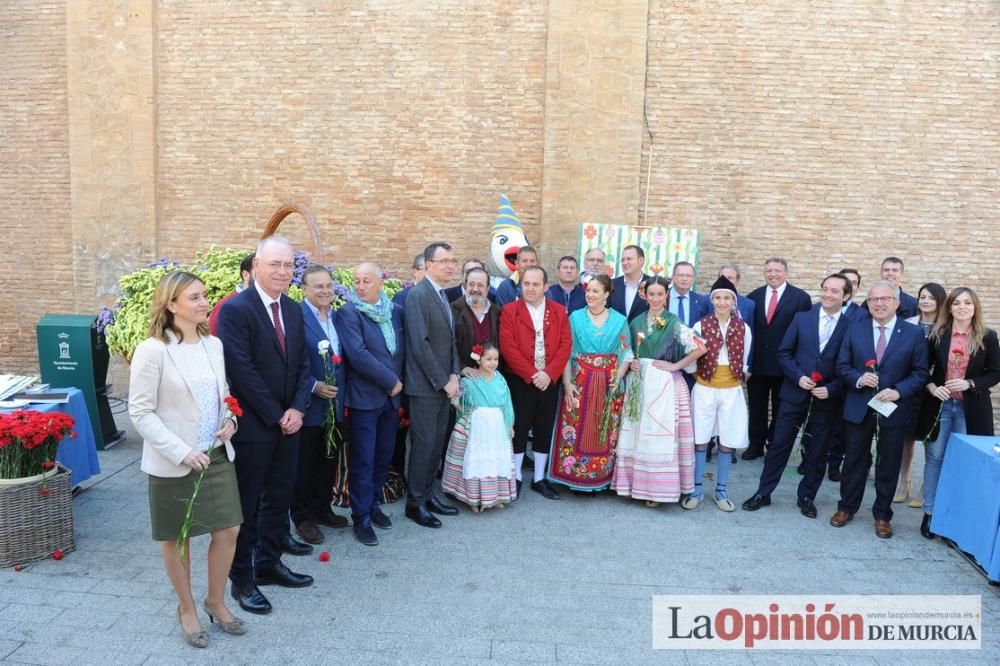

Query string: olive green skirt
148 447 243 542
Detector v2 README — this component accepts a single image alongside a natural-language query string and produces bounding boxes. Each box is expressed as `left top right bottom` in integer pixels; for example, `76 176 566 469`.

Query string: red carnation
224 395 243 418
865 359 877 369
38 488 50 496
951 348 965 358
13 565 22 572
810 371 823 382
52 549 64 561
319 551 330 563
40 461 56 470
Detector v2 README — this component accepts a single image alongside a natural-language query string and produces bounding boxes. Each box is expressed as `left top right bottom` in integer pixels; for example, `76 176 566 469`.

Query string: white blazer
128 333 236 478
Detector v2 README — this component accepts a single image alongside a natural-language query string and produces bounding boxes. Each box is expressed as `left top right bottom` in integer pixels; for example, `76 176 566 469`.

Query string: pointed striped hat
492 192 524 236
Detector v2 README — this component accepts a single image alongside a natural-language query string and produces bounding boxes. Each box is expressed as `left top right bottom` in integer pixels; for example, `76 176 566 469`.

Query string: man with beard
452 267 501 374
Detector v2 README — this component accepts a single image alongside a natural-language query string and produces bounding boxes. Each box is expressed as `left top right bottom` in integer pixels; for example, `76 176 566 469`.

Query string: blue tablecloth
931 433 1000 582
14 388 101 488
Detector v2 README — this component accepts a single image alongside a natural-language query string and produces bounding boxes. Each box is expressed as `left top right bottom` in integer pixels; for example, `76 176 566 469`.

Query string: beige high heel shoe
203 601 247 636
892 480 912 503
177 607 209 648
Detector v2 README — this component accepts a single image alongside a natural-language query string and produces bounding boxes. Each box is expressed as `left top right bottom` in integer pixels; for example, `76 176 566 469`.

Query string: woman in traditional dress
682 275 752 512
613 277 706 506
441 342 518 511
547 274 632 492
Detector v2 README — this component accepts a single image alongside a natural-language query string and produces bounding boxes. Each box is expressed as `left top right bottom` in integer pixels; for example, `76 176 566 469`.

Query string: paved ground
1 411 996 665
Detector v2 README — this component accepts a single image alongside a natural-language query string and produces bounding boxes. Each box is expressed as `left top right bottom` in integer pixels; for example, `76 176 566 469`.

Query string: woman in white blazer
129 271 246 648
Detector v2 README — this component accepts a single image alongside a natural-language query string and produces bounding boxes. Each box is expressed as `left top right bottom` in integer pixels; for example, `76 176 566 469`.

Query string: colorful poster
577 223 701 283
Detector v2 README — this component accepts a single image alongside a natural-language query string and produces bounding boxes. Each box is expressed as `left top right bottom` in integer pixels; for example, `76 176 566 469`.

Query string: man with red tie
743 258 812 461
499 266 572 499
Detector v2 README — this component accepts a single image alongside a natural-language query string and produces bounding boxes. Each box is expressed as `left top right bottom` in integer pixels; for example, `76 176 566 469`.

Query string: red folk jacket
499 299 572 384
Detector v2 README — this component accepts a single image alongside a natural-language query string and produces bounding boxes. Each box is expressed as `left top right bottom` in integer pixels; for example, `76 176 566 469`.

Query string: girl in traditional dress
441 342 518 512
548 274 632 492
682 275 753 512
613 277 706 506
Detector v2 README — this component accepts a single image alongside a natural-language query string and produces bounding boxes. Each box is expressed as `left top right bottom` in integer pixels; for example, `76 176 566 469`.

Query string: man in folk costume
683 275 753 512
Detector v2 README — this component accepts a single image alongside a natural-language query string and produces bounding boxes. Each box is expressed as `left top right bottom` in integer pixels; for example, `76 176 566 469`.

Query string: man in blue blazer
667 261 707 328
290 266 349 547
743 258 813 460
832 280 929 539
391 253 425 310
218 236 315 615
609 245 650 322
742 274 853 517
336 263 405 546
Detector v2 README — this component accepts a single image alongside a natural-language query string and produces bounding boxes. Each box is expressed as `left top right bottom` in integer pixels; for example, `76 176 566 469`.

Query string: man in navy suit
336 263 405 546
742 274 852 517
545 256 587 314
218 236 314 615
667 262 707 328
839 268 866 323
832 280 929 539
391 253 425 309
609 245 650 322
826 268 865 482
291 266 349 547
743 258 812 461
861 257 918 319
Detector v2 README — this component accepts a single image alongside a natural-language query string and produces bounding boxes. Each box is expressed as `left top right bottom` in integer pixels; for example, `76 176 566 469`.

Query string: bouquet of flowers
318 340 344 457
0 410 76 483
176 396 241 557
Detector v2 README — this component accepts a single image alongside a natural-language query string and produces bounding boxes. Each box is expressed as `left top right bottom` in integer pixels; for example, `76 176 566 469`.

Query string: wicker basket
0 464 75 568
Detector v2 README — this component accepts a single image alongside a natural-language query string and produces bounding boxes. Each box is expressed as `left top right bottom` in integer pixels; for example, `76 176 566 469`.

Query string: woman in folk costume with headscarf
682 275 753 512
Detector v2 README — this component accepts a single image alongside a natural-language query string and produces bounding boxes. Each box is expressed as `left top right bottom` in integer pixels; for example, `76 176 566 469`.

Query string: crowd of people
128 236 999 648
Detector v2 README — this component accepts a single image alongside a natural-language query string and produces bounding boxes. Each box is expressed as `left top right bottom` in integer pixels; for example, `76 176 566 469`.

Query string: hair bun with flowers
470 344 484 362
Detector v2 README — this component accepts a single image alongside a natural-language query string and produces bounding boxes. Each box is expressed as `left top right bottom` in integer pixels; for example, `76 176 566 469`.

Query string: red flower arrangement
0 410 76 481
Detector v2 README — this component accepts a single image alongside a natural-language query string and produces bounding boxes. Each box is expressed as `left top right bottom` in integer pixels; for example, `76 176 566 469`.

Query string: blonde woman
129 271 246 648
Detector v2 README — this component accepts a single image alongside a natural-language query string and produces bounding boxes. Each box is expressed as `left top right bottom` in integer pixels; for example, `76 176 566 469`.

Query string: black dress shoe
425 497 459 516
827 467 842 482
531 480 561 500
741 494 771 511
231 583 271 615
741 448 764 461
797 497 818 519
405 504 442 528
796 461 807 475
314 508 349 529
515 480 522 498
353 522 379 546
920 514 935 540
371 508 392 530
279 534 314 556
255 562 314 588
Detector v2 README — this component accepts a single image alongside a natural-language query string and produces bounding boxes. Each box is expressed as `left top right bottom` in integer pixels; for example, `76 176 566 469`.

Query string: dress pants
291 423 339 526
796 397 843 501
826 418 846 473
230 433 300 587
838 414 905 522
349 399 398 525
747 374 784 452
755 395 841 499
507 372 560 455
405 394 451 507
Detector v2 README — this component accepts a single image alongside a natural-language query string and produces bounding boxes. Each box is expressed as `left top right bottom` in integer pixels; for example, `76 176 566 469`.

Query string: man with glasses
402 242 462 528
581 248 607 284
832 280 929 539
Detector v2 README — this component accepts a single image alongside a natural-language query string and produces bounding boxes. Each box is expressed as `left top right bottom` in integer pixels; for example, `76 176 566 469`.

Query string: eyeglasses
265 261 295 271
427 258 458 265
868 296 897 304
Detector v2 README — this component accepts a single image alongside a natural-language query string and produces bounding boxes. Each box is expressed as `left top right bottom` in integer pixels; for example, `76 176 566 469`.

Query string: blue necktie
678 295 686 324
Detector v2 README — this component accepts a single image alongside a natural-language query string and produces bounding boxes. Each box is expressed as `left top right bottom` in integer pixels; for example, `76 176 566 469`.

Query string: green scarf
350 291 397 355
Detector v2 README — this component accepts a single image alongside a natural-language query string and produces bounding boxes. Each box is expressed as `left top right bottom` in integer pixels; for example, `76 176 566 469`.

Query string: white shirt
526 299 547 370
817 308 841 352
305 300 340 356
469 299 491 324
669 286 693 322
871 315 897 350
254 281 285 332
764 281 788 312
623 275 642 314
689 319 753 375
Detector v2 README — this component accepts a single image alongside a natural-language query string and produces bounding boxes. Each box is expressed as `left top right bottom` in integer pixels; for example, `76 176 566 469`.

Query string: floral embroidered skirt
547 353 622 491
612 363 694 502
441 411 517 509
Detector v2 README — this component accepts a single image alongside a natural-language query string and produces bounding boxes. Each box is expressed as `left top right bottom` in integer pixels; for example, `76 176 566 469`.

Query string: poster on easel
577 224 701 282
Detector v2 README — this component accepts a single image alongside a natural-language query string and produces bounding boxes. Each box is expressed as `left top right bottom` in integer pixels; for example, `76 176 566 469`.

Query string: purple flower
96 306 117 334
146 257 180 269
291 250 310 286
332 284 352 304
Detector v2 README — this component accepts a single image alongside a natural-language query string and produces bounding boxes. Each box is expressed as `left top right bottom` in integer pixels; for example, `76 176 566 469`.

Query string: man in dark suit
218 236 314 616
832 280 929 539
742 274 852 517
291 266 349 547
209 252 254 336
861 257 918 319
499 266 572 499
718 264 755 324
609 245 650 322
743 258 813 461
495 246 539 307
403 242 462 528
336 263 405 546
391 253 425 309
826 268 866 481
545 256 587 314
667 261 707 328
839 268 866 323
453 267 501 373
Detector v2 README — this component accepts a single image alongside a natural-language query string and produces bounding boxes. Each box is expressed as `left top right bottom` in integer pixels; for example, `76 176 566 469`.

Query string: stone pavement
1 414 996 665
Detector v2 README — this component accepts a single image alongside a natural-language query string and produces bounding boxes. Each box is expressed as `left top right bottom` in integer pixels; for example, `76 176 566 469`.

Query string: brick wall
154 0 548 273
0 2 73 372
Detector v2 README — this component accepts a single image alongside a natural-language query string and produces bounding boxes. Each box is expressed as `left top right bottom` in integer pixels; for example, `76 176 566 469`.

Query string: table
931 433 1000 582
10 388 101 488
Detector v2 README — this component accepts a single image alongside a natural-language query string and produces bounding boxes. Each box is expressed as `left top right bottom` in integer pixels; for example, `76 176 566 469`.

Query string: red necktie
875 325 886 364
270 302 286 356
765 288 778 324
